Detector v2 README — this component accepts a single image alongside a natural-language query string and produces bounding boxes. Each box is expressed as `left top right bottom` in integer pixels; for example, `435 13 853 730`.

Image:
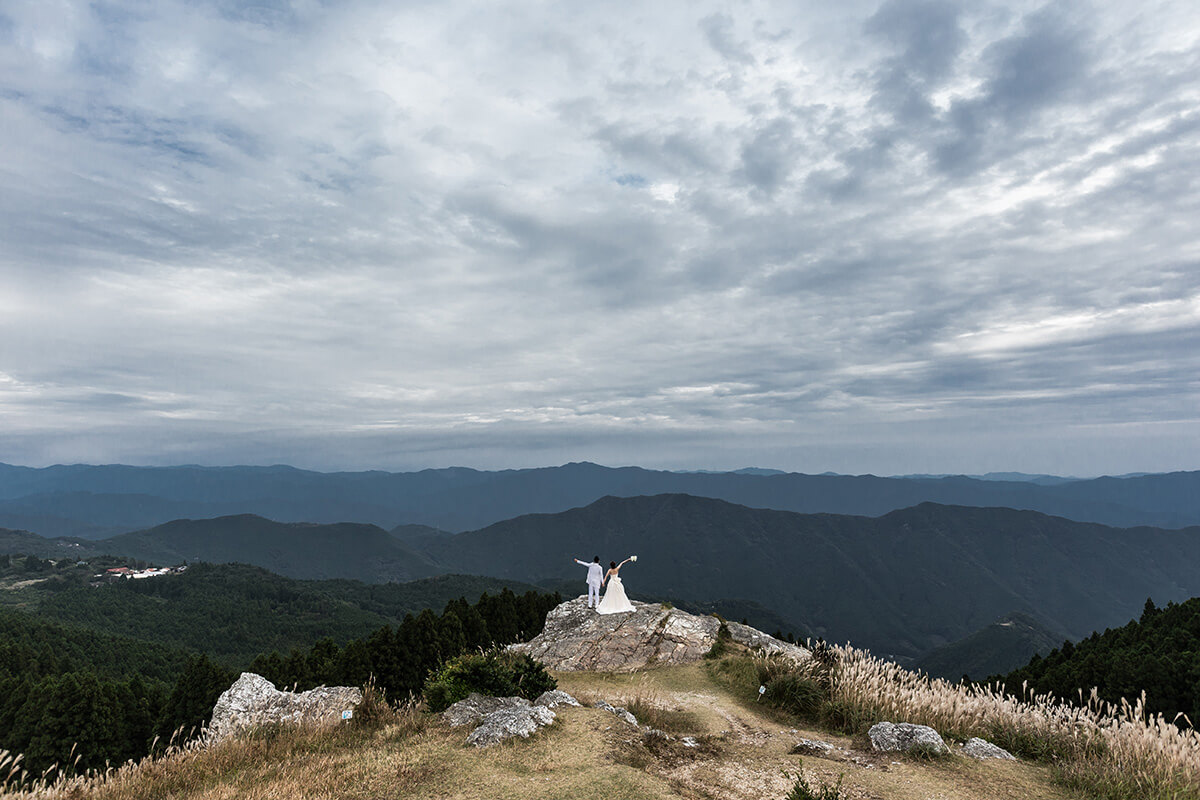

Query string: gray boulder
868 722 950 755
534 690 581 709
442 693 530 728
466 704 556 747
510 596 809 672
208 673 361 743
962 737 1016 760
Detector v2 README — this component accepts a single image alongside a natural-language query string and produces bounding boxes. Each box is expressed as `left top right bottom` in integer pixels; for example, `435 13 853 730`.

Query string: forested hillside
0 583 561 779
10 496 1199 666
997 597 1200 724
413 494 1200 659
913 612 1065 680
1 557 545 665
100 515 439 582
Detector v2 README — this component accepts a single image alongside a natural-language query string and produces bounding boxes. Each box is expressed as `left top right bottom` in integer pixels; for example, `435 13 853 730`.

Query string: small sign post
341 709 354 721
757 685 766 702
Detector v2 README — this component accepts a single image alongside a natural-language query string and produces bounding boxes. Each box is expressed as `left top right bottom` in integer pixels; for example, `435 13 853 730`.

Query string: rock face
962 737 1016 760
510 596 809 672
208 673 362 743
867 722 950 755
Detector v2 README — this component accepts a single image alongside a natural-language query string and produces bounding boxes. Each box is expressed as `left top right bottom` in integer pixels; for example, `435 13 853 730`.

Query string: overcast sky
1 0 1198 475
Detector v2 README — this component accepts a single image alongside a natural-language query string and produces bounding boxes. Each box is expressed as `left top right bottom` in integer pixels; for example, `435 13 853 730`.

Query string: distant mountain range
409 495 1200 659
11 493 1196 662
2 461 1199 538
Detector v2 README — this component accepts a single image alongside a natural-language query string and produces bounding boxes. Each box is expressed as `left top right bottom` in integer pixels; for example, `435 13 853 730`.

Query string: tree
156 655 234 743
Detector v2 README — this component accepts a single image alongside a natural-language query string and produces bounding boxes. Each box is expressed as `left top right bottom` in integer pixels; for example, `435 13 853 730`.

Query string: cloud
699 12 756 65
0 0 1197 475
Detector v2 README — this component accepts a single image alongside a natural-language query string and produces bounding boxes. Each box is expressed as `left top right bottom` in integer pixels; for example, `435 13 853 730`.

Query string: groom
573 556 604 608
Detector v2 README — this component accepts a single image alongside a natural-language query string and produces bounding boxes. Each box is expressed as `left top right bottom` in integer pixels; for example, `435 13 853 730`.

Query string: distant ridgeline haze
1 462 1199 538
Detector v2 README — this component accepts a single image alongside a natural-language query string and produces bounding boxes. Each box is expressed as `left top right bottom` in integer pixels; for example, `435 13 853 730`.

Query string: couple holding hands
572 555 637 614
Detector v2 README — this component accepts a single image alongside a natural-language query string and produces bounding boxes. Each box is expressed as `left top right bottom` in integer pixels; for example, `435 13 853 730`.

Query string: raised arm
618 557 633 568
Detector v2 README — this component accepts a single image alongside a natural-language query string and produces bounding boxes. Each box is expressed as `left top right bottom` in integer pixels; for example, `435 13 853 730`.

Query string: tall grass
0 683 426 800
784 643 1200 800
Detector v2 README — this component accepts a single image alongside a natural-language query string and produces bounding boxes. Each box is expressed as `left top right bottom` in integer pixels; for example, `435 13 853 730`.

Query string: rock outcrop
961 737 1016 760
442 693 531 728
867 722 950 755
465 704 556 747
510 596 809 672
443 691 579 747
208 673 361 743
535 690 581 709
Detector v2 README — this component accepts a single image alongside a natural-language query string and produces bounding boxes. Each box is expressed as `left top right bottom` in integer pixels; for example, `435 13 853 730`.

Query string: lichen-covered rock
593 700 638 726
442 693 531 728
510 596 809 672
962 737 1016 760
465 704 556 747
868 722 950 755
534 690 580 709
208 673 361 743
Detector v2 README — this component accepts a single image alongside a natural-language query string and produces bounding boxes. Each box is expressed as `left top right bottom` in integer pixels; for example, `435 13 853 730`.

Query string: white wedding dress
596 575 635 614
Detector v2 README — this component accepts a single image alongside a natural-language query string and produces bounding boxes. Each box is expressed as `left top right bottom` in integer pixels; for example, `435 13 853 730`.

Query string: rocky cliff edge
510 596 810 672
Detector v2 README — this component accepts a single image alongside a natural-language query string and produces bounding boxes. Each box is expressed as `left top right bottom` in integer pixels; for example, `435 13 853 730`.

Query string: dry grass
566 674 704 736
2 657 1169 800
0 688 429 800
807 644 1200 800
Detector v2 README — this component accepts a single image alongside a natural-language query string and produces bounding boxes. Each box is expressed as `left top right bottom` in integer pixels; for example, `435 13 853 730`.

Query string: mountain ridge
6 495 1200 662
2 461 1198 538
410 493 1200 659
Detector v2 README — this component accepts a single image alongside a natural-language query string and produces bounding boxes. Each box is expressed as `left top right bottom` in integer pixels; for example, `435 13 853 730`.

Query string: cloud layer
1 0 1198 474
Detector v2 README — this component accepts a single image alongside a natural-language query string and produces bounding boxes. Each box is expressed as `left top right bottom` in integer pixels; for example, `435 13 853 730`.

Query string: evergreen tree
335 639 373 689
155 655 234 743
438 610 467 659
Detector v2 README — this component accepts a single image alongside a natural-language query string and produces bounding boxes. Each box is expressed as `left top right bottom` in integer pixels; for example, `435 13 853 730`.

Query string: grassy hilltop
4 637 1197 800
0 661 1081 800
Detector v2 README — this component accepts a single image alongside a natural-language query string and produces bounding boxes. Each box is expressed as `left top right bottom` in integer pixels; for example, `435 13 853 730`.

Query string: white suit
575 559 604 607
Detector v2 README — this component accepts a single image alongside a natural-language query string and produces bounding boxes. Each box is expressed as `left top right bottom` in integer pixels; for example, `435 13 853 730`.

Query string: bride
596 556 636 614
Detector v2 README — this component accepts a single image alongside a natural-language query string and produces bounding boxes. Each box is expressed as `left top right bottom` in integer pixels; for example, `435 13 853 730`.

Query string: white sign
341 710 354 720
757 685 766 701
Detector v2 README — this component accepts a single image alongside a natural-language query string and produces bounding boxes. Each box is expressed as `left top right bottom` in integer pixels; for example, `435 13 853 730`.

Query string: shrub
422 649 555 712
705 621 732 659
763 673 825 718
817 699 870 734
783 764 846 800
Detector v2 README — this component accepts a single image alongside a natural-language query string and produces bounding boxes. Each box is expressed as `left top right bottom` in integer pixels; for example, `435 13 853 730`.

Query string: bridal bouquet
630 555 638 561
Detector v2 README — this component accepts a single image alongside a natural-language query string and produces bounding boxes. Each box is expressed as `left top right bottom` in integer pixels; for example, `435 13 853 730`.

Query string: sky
1 0 1198 476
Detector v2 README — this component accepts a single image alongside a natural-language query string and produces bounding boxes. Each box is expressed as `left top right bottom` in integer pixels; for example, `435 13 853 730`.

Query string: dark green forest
0 552 561 780
996 597 1200 725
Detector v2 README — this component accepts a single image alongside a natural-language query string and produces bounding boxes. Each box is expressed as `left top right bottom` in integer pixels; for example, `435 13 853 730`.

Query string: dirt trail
558 664 1075 800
